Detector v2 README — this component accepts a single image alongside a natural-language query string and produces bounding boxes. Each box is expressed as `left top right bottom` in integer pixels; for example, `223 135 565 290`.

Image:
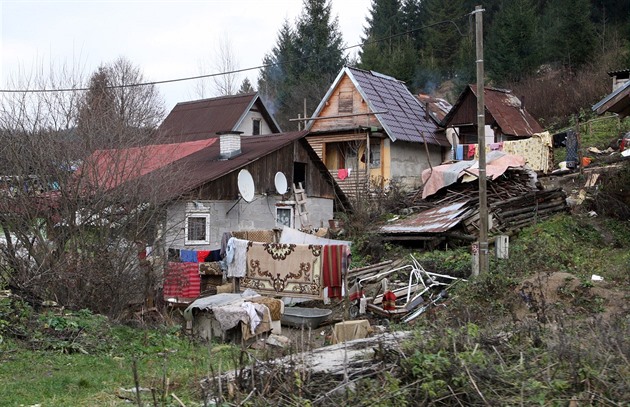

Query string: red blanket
322 245 344 299
163 262 200 299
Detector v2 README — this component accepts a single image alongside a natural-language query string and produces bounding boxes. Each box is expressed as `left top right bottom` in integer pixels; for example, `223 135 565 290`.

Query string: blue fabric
456 145 464 160
180 249 198 263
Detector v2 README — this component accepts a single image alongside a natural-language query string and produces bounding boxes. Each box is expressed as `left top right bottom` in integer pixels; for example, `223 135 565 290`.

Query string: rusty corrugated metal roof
473 86 544 137
443 86 544 137
417 94 452 123
380 200 473 234
157 93 281 143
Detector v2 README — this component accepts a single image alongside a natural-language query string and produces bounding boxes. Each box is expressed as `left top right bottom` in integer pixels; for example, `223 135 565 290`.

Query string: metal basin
281 307 332 329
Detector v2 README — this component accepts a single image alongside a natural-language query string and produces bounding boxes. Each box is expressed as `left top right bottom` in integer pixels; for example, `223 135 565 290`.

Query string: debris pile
347 255 465 324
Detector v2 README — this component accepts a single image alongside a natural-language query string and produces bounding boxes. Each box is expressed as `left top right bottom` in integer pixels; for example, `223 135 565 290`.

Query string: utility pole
474 5 489 277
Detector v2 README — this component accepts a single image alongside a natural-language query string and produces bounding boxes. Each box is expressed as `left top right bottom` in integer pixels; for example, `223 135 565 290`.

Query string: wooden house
305 67 450 200
442 85 544 145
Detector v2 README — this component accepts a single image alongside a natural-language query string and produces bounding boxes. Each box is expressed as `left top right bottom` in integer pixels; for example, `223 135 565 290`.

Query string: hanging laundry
205 249 222 262
220 232 233 258
337 168 348 181
197 250 210 263
466 144 476 159
241 242 323 299
226 237 248 278
456 145 464 160
322 245 345 299
180 249 198 263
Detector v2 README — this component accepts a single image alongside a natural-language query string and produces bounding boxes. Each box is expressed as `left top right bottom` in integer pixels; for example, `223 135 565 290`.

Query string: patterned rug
241 242 323 299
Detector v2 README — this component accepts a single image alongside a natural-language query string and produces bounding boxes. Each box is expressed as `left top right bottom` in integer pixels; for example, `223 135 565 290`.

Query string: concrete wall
165 195 334 250
389 141 443 190
236 111 274 135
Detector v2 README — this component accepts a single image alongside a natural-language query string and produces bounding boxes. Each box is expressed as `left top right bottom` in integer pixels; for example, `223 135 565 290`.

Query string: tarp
279 226 352 246
421 160 474 199
421 152 527 199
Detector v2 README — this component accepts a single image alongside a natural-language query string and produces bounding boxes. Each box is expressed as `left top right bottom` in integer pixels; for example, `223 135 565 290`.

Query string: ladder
293 182 311 230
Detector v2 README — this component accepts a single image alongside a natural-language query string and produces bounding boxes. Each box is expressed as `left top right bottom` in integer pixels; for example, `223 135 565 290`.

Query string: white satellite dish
237 169 255 202
274 171 288 195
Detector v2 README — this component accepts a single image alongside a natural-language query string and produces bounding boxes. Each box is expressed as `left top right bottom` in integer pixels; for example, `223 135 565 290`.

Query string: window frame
252 118 261 135
275 204 295 228
184 213 210 245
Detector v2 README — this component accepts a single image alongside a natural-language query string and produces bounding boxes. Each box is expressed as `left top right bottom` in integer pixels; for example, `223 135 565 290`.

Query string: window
185 214 210 245
370 141 381 166
276 206 294 228
338 91 353 113
252 119 261 135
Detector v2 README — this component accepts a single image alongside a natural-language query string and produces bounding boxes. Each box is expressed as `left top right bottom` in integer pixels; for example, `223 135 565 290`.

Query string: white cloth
241 302 261 335
226 237 248 278
279 226 352 246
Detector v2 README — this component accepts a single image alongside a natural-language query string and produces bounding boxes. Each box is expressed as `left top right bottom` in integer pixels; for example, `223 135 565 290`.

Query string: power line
0 16 470 94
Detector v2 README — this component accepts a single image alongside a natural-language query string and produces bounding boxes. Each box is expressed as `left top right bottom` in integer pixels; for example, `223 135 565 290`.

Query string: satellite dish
274 171 288 195
237 169 255 202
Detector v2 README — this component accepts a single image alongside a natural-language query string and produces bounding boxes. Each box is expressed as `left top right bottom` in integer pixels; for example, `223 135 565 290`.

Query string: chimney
425 102 430 121
520 95 526 110
218 131 243 159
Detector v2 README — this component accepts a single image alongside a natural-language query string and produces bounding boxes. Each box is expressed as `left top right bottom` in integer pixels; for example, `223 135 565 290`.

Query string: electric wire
0 14 471 94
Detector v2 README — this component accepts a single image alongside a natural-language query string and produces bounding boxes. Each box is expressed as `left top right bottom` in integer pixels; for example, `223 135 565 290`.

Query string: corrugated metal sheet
473 87 544 137
443 86 544 137
417 94 452 123
346 67 450 146
380 200 473 234
592 80 630 118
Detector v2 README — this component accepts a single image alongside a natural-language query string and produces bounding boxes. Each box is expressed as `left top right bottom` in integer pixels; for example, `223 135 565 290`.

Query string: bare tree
194 34 241 98
77 57 165 149
0 59 175 318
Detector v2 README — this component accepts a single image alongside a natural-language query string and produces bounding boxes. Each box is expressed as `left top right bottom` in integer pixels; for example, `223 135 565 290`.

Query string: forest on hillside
257 0 630 130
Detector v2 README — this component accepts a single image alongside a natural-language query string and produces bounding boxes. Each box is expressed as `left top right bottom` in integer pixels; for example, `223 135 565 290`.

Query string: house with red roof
305 66 451 199
80 130 348 253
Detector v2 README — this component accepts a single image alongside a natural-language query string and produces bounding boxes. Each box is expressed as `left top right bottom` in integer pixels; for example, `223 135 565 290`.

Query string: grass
0 309 238 406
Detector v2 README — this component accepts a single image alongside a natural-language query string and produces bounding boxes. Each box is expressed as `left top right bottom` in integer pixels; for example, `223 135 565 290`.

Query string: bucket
582 157 592 167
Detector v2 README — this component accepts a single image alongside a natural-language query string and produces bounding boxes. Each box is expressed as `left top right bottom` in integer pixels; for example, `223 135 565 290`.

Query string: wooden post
474 5 489 277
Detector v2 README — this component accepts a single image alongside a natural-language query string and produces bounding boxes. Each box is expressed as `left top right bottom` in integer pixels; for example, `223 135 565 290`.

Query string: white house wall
389 141 443 190
236 111 274 135
165 196 334 250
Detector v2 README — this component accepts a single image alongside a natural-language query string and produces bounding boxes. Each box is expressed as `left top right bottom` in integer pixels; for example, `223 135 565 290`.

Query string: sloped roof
417 94 452 124
79 139 217 190
82 132 309 202
592 79 630 118
442 86 544 137
157 93 281 143
308 67 449 146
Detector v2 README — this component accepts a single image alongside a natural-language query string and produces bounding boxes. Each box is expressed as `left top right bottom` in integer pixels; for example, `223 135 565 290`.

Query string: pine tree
258 0 346 130
237 78 255 94
486 0 540 84
541 0 596 69
359 0 418 84
421 0 467 78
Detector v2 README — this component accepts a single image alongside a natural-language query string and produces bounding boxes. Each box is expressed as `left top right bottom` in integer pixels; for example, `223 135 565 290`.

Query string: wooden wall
310 75 379 133
190 142 335 201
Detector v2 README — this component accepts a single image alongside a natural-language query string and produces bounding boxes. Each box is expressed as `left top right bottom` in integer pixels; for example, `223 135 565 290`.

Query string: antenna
237 169 255 203
274 171 288 195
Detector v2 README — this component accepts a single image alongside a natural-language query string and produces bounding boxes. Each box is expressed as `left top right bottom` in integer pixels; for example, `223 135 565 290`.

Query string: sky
0 0 372 112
